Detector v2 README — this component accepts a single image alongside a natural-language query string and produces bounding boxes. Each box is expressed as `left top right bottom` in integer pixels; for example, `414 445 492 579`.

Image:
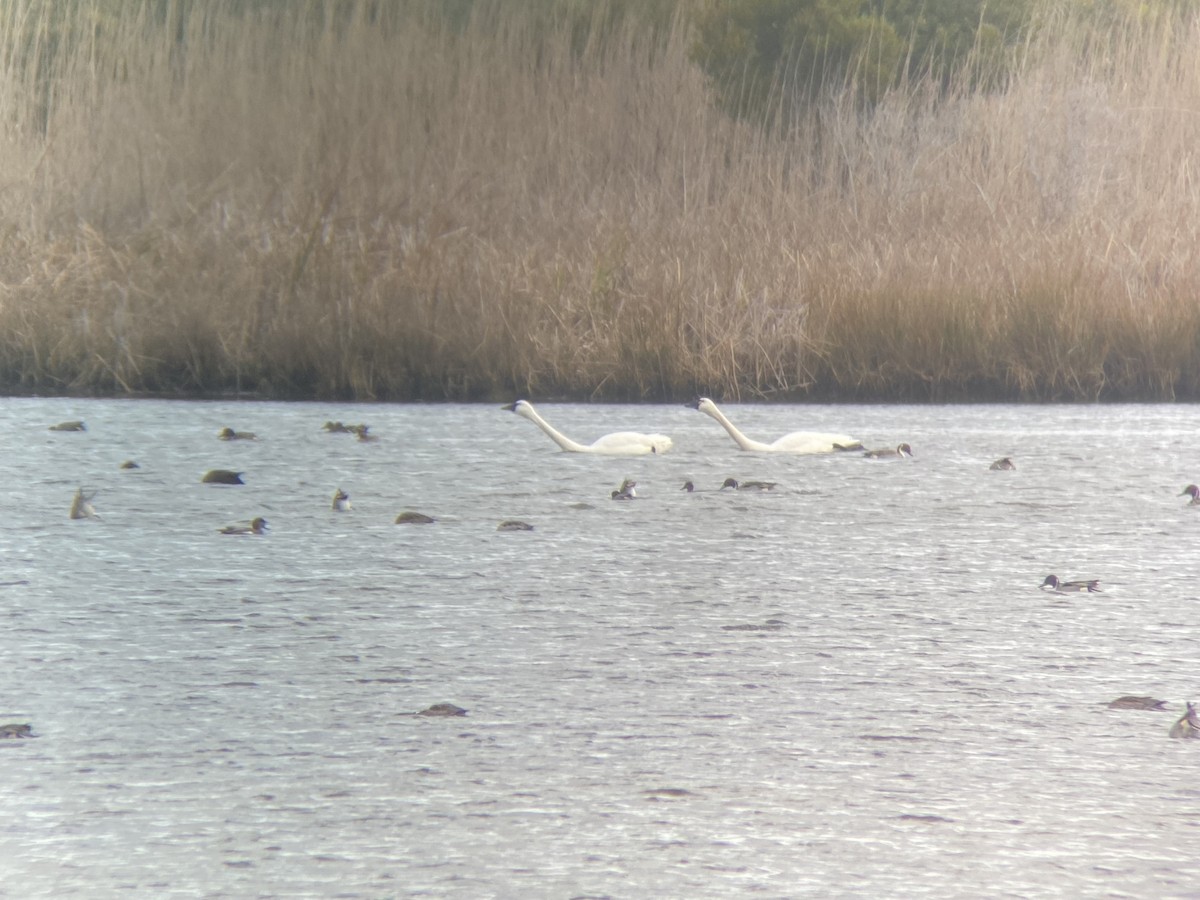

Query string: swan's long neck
522 405 588 453
704 403 769 452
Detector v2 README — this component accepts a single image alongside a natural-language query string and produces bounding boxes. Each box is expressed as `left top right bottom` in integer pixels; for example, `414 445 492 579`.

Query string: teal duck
1169 702 1200 739
863 443 913 459
0 723 33 739
395 511 435 525
218 427 257 441
721 478 777 491
220 516 268 535
417 703 467 717
497 520 534 531
1181 485 1200 506
1040 575 1101 593
202 470 244 485
1107 696 1168 710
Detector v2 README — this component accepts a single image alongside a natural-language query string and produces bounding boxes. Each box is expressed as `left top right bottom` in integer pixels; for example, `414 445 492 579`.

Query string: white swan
688 397 862 454
505 400 672 455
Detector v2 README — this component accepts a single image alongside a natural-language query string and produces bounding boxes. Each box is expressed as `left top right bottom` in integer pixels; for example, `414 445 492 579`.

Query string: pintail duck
69 487 99 519
497 520 534 531
395 511 435 524
1107 696 1168 711
989 457 1015 470
220 516 268 535
202 469 244 485
863 443 913 459
1040 575 1102 593
611 479 638 500
0 723 33 739
417 703 467 717
1169 702 1200 739
1181 485 1200 506
218 427 257 441
720 477 777 491
49 420 86 432
331 488 351 512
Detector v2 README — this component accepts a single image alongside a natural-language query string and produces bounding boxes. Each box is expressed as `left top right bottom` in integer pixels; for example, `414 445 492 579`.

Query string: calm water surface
2 398 1199 898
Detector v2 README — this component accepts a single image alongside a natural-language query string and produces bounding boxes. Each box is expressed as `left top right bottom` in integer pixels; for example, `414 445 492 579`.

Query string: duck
1180 484 1200 506
1107 696 1169 711
322 421 356 433
989 457 1016 471
416 703 467 717
353 425 379 442
687 397 861 454
119 459 140 470
720 477 777 491
1169 702 1200 739
202 469 244 485
504 400 672 456
219 516 268 535
0 723 33 739
611 478 638 500
49 420 86 432
1040 575 1102 593
331 488 351 512
69 487 99 520
218 426 257 441
497 520 534 531
863 443 913 459
395 511 435 525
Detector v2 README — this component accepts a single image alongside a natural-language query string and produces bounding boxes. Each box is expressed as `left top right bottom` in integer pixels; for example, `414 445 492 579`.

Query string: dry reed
1 0 1200 401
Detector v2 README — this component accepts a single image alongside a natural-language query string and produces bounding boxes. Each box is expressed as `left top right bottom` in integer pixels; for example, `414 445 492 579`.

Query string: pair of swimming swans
506 398 861 456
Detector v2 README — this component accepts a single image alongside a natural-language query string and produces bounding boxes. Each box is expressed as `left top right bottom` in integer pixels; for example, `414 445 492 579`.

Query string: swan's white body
506 400 672 456
690 397 861 454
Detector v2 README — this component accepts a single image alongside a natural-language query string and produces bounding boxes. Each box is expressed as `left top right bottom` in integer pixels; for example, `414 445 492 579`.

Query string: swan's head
687 397 720 417
504 400 535 420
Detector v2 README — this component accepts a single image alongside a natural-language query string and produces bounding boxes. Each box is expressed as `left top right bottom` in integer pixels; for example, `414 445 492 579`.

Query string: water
3 397 1199 898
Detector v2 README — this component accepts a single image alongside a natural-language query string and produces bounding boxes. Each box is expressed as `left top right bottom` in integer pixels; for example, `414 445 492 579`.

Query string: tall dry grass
1 0 1199 401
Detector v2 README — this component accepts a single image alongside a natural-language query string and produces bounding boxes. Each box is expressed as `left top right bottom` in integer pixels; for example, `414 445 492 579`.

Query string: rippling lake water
3 397 1200 897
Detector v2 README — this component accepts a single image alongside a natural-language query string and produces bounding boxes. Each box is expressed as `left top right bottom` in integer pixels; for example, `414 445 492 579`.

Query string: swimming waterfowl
218 427 257 441
353 425 379 442
417 703 467 717
119 460 140 470
220 516 268 535
687 397 861 454
69 487 99 519
395 511 435 525
989 457 1016 471
863 443 913 459
611 478 638 500
1180 485 1200 506
0 723 33 739
1107 696 1169 711
1169 702 1200 739
49 420 86 432
202 469 244 484
323 421 355 433
1040 575 1102 593
497 520 534 531
504 400 672 456
331 488 351 512
720 477 777 491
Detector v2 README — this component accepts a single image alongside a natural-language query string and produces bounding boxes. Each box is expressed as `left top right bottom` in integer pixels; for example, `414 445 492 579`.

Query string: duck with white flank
687 397 860 454
1040 575 1102 594
505 400 672 456
1181 484 1200 505
331 488 351 512
69 488 99 520
720 478 777 491
611 479 638 500
1169 702 1200 739
863 443 913 459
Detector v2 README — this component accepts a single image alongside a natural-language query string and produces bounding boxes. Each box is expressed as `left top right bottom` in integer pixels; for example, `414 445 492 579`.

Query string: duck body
1040 575 1102 593
864 443 913 459
202 469 244 485
611 478 638 500
721 478 777 491
417 703 467 717
688 397 860 454
1107 696 1168 711
220 516 268 535
1169 702 1200 739
497 520 534 531
218 427 257 441
0 723 33 739
505 400 672 456
395 511 436 525
990 457 1015 470
331 488 351 512
49 420 86 432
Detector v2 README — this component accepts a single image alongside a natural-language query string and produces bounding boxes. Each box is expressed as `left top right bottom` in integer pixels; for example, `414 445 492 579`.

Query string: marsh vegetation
1 1 1199 401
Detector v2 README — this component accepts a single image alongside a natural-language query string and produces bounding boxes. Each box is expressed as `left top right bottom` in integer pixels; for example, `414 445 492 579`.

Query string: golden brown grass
2 1 1200 401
